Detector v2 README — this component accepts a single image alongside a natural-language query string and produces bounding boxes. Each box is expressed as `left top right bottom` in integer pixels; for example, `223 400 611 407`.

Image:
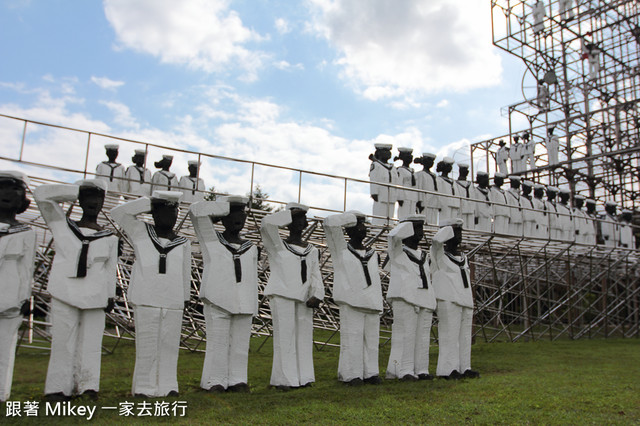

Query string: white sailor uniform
151 170 179 192
532 196 549 239
397 166 418 220
546 201 562 241
324 213 383 383
96 161 126 194
435 176 461 224
35 184 118 397
179 176 206 204
261 210 325 388
505 188 523 236
490 186 510 235
619 220 634 250
415 170 439 226
369 160 399 225
456 180 475 230
600 213 619 248
472 186 492 233
111 197 191 397
547 135 559 165
189 201 258 391
555 202 574 242
533 1 546 34
125 165 152 197
521 195 537 238
496 146 509 175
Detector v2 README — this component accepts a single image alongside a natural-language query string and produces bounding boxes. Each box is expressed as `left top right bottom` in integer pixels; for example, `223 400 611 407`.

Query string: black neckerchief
441 176 455 195
145 223 188 274
187 177 198 195
400 166 416 186
507 190 522 211
427 171 438 191
159 171 176 190
477 186 490 202
0 223 31 238
216 231 253 283
66 218 114 278
445 251 470 288
102 161 121 182
283 240 313 284
347 244 376 287
402 246 429 289
134 166 147 184
456 180 470 198
374 160 394 183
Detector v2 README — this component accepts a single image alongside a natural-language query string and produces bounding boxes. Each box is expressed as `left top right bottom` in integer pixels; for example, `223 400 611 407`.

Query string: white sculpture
34 180 118 401
435 157 461 224
619 210 634 249
537 80 550 112
520 181 537 238
545 187 563 241
189 196 257 393
489 173 510 235
472 171 492 233
582 41 601 80
547 127 560 166
456 163 475 230
324 211 383 386
395 148 418 220
556 188 575 242
496 140 510 175
96 144 125 194
111 191 191 397
125 149 152 197
0 171 36 402
523 132 536 171
431 218 478 379
600 201 619 248
559 0 574 21
510 137 524 173
415 153 439 226
532 184 550 239
572 195 589 245
369 144 399 225
261 204 325 390
179 160 206 204
532 0 546 35
506 176 524 236
385 215 436 381
151 155 179 192
584 199 598 246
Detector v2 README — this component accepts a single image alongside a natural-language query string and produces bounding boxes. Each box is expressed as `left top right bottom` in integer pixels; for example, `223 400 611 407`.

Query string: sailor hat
547 186 559 192
152 190 182 204
559 187 571 194
458 162 469 169
134 149 147 156
345 209 366 219
476 171 489 177
585 198 596 205
574 194 585 200
374 143 392 150
104 144 119 150
75 179 108 192
508 175 521 181
521 180 534 187
162 154 174 161
439 217 464 227
534 183 545 190
0 170 30 187
422 152 437 159
604 200 618 207
494 172 506 179
397 147 413 154
443 156 455 165
400 214 426 223
286 202 309 212
187 160 200 166
621 209 632 214
219 195 249 206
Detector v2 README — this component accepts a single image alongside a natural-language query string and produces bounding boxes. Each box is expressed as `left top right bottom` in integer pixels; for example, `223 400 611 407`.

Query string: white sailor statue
547 127 559 166
532 0 546 35
522 131 536 171
520 180 537 238
324 211 383 386
532 184 550 239
435 157 461 224
510 136 524 173
0 171 36 402
34 179 119 401
545 186 562 241
489 173 510 235
414 153 439 226
179 160 206 204
261 203 325 390
599 201 619 248
111 191 191 398
472 171 492 233
584 199 598 246
495 140 509 175
96 144 125 194
125 149 152 197
556 188 574 242
559 0 574 21
572 195 588 245
189 196 257 393
431 218 479 380
395 148 418 220
151 155 179 192
619 210 634 250
456 163 475 230
385 214 436 381
369 144 399 226
505 176 523 236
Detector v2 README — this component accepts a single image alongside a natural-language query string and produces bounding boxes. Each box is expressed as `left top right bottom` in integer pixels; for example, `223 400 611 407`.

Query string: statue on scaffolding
151 155 179 192
125 149 152 197
618 210 634 249
415 153 439 226
96 144 125 194
34 179 118 401
395 148 418 220
559 0 574 21
510 136 524 173
189 196 257 393
386 215 436 381
532 0 546 35
546 127 559 166
435 157 461 224
496 140 509 175
432 218 479 380
324 211 383 386
472 171 492 233
537 79 550 112
456 163 475 230
532 184 549 239
582 41 601 81
523 131 536 171
0 171 36 402
546 186 562 241
599 201 619 248
572 194 588 245
261 203 324 390
111 191 191 397
506 176 523 236
584 199 598 246
520 180 537 238
179 160 206 204
489 173 509 235
369 144 398 226
556 188 574 242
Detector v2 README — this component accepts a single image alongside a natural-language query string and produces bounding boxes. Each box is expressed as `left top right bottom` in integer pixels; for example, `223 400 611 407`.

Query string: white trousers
425 208 439 227
269 296 314 387
509 221 523 237
337 305 380 382
201 303 252 390
493 216 509 235
436 300 473 376
45 298 105 396
397 201 416 221
386 300 433 379
132 305 182 397
476 216 492 233
523 221 536 238
372 201 394 226
0 316 22 401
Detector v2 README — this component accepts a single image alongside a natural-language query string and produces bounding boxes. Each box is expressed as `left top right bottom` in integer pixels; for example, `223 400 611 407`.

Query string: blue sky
0 0 529 213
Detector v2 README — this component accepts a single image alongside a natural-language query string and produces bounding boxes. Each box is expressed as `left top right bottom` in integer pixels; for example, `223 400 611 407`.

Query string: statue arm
34 184 79 247
323 213 356 255
260 210 291 255
388 222 413 260
110 197 150 240
189 201 229 255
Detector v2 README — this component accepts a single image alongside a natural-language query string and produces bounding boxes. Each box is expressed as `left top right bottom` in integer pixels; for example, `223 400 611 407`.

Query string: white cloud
91 76 125 91
103 0 268 80
100 100 139 129
274 60 305 71
275 18 291 34
436 99 449 108
308 0 503 101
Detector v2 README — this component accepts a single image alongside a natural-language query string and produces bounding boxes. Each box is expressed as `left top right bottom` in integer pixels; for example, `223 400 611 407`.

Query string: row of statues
96 144 207 202
1 170 477 402
369 145 635 248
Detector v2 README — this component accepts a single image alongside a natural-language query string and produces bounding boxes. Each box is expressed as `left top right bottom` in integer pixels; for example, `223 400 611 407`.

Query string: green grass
4 334 640 424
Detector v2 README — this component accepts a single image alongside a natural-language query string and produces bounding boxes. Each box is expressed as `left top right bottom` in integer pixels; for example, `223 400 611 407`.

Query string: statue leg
228 314 252 387
458 307 474 373
362 311 380 381
0 316 22 401
75 308 106 394
45 298 79 396
295 301 315 386
338 304 364 382
436 300 462 377
414 308 433 377
156 308 182 396
201 303 231 390
386 300 417 379
269 296 299 387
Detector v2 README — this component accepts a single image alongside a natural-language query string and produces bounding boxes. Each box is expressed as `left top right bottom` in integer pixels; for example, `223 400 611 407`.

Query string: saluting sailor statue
96 144 126 194
431 218 479 380
35 179 119 401
395 147 418 220
179 160 206 204
261 203 324 390
369 143 399 226
415 152 439 226
324 211 383 386
111 191 191 398
495 140 509 175
545 186 562 241
151 155 179 192
189 196 257 393
0 171 36 402
125 149 152 197
385 214 436 381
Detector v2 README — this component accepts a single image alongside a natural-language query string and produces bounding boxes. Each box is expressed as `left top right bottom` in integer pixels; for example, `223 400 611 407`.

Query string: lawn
4 334 640 424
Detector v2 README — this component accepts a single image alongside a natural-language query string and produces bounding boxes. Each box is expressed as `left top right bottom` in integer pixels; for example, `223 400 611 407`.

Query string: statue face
574 198 584 208
409 220 424 244
522 185 532 196
222 203 247 233
188 164 198 176
398 152 413 165
534 188 544 198
346 217 367 242
289 209 308 232
151 202 179 231
132 154 145 166
510 179 520 189
0 178 26 214
494 177 504 187
106 149 118 162
477 174 489 187
376 148 391 162
605 204 616 215
78 187 105 217
458 168 469 180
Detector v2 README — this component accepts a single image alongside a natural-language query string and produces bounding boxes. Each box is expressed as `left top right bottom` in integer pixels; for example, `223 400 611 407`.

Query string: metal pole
19 120 27 162
83 133 92 178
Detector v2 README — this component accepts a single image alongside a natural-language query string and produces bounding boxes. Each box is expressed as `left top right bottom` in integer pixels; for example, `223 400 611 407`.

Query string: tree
247 184 280 212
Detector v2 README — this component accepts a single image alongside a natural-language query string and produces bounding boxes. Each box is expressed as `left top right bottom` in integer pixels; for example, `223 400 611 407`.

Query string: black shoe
418 374 434 381
167 390 179 397
448 370 463 380
45 392 70 402
463 369 480 379
275 385 291 391
364 375 382 385
300 382 313 388
206 385 226 393
401 374 417 382
82 390 99 401
345 378 363 387
228 383 250 393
